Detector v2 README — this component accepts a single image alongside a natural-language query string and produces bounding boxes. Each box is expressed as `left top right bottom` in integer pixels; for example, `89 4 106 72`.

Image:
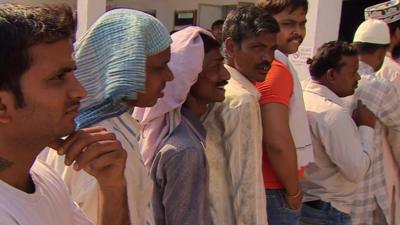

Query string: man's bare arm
261 103 302 209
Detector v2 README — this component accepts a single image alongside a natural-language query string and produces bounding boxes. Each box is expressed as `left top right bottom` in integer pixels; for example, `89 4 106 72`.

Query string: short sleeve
256 60 293 107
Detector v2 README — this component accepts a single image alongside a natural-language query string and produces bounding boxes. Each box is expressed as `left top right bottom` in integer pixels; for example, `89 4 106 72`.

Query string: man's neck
359 56 376 72
0 136 46 193
225 61 254 83
184 95 208 119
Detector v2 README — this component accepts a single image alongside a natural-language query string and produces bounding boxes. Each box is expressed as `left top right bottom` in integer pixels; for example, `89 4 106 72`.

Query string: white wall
7 0 76 8
76 0 106 40
198 4 223 29
107 0 255 31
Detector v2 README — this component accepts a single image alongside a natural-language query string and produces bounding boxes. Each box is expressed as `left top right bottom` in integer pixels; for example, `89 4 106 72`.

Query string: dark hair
0 4 76 107
222 5 280 46
256 0 308 15
200 33 221 53
308 41 358 79
211 19 224 30
388 20 400 37
353 42 389 55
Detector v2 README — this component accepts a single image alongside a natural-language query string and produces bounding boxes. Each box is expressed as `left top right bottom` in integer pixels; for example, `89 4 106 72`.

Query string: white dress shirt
301 80 374 214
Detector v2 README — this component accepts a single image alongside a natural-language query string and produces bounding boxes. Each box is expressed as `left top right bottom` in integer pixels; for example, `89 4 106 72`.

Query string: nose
294 23 306 37
163 65 174 82
69 75 87 99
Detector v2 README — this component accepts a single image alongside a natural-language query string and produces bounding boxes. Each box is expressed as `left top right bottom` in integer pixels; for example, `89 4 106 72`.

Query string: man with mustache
349 19 400 225
201 5 279 225
301 41 376 225
0 4 130 225
255 1 314 224
133 27 229 225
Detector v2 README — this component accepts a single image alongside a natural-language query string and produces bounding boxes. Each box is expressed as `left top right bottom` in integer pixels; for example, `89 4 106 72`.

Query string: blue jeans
266 189 301 225
300 200 351 225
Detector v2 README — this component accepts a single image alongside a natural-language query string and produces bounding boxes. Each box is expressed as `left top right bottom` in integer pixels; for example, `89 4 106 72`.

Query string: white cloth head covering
75 9 171 128
133 26 213 170
354 19 390 44
365 0 400 24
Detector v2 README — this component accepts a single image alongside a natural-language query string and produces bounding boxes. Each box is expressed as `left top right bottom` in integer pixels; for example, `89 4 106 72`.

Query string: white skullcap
354 19 390 44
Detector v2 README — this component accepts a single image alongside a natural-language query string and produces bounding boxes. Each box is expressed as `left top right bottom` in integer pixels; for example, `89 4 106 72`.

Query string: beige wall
6 0 253 31
7 0 76 8
107 0 255 31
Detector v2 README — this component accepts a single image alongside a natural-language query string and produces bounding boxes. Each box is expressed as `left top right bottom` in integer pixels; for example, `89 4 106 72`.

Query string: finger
61 126 108 155
63 130 117 166
84 150 127 175
48 138 65 152
73 140 122 171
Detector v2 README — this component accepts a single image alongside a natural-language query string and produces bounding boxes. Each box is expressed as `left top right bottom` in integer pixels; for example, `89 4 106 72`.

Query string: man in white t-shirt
0 4 130 225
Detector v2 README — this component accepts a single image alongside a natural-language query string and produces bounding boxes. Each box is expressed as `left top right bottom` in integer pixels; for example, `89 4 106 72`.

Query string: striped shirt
346 61 400 225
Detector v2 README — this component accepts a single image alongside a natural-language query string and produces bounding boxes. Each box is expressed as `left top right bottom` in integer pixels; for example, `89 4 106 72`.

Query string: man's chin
61 123 77 137
288 46 301 55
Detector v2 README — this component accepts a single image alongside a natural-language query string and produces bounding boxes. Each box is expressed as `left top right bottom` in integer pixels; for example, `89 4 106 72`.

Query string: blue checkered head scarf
75 9 171 128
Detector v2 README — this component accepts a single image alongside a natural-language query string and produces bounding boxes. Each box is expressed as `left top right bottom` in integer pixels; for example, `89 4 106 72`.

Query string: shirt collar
181 106 206 140
303 79 345 107
224 64 260 99
274 50 289 66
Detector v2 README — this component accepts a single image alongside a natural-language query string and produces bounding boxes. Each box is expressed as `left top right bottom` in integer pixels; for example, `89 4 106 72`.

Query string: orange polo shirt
256 60 303 189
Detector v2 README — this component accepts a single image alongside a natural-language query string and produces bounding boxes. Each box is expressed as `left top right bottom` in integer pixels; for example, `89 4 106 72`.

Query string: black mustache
288 35 303 43
65 99 81 108
256 62 271 70
216 80 228 87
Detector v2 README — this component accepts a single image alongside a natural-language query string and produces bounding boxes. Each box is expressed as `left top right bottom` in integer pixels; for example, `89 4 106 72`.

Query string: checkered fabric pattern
350 62 399 225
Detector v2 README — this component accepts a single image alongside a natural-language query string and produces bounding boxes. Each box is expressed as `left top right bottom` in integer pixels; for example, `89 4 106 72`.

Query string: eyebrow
52 65 77 76
281 19 307 23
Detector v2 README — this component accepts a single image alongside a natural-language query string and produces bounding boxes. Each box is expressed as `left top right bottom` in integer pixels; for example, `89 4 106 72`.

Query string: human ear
0 92 14 124
326 68 336 83
224 37 235 58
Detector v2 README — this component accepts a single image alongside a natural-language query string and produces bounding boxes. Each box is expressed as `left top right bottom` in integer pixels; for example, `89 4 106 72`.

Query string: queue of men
0 0 399 225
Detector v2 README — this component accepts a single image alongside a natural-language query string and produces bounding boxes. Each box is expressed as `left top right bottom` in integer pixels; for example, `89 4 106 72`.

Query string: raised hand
48 126 127 189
